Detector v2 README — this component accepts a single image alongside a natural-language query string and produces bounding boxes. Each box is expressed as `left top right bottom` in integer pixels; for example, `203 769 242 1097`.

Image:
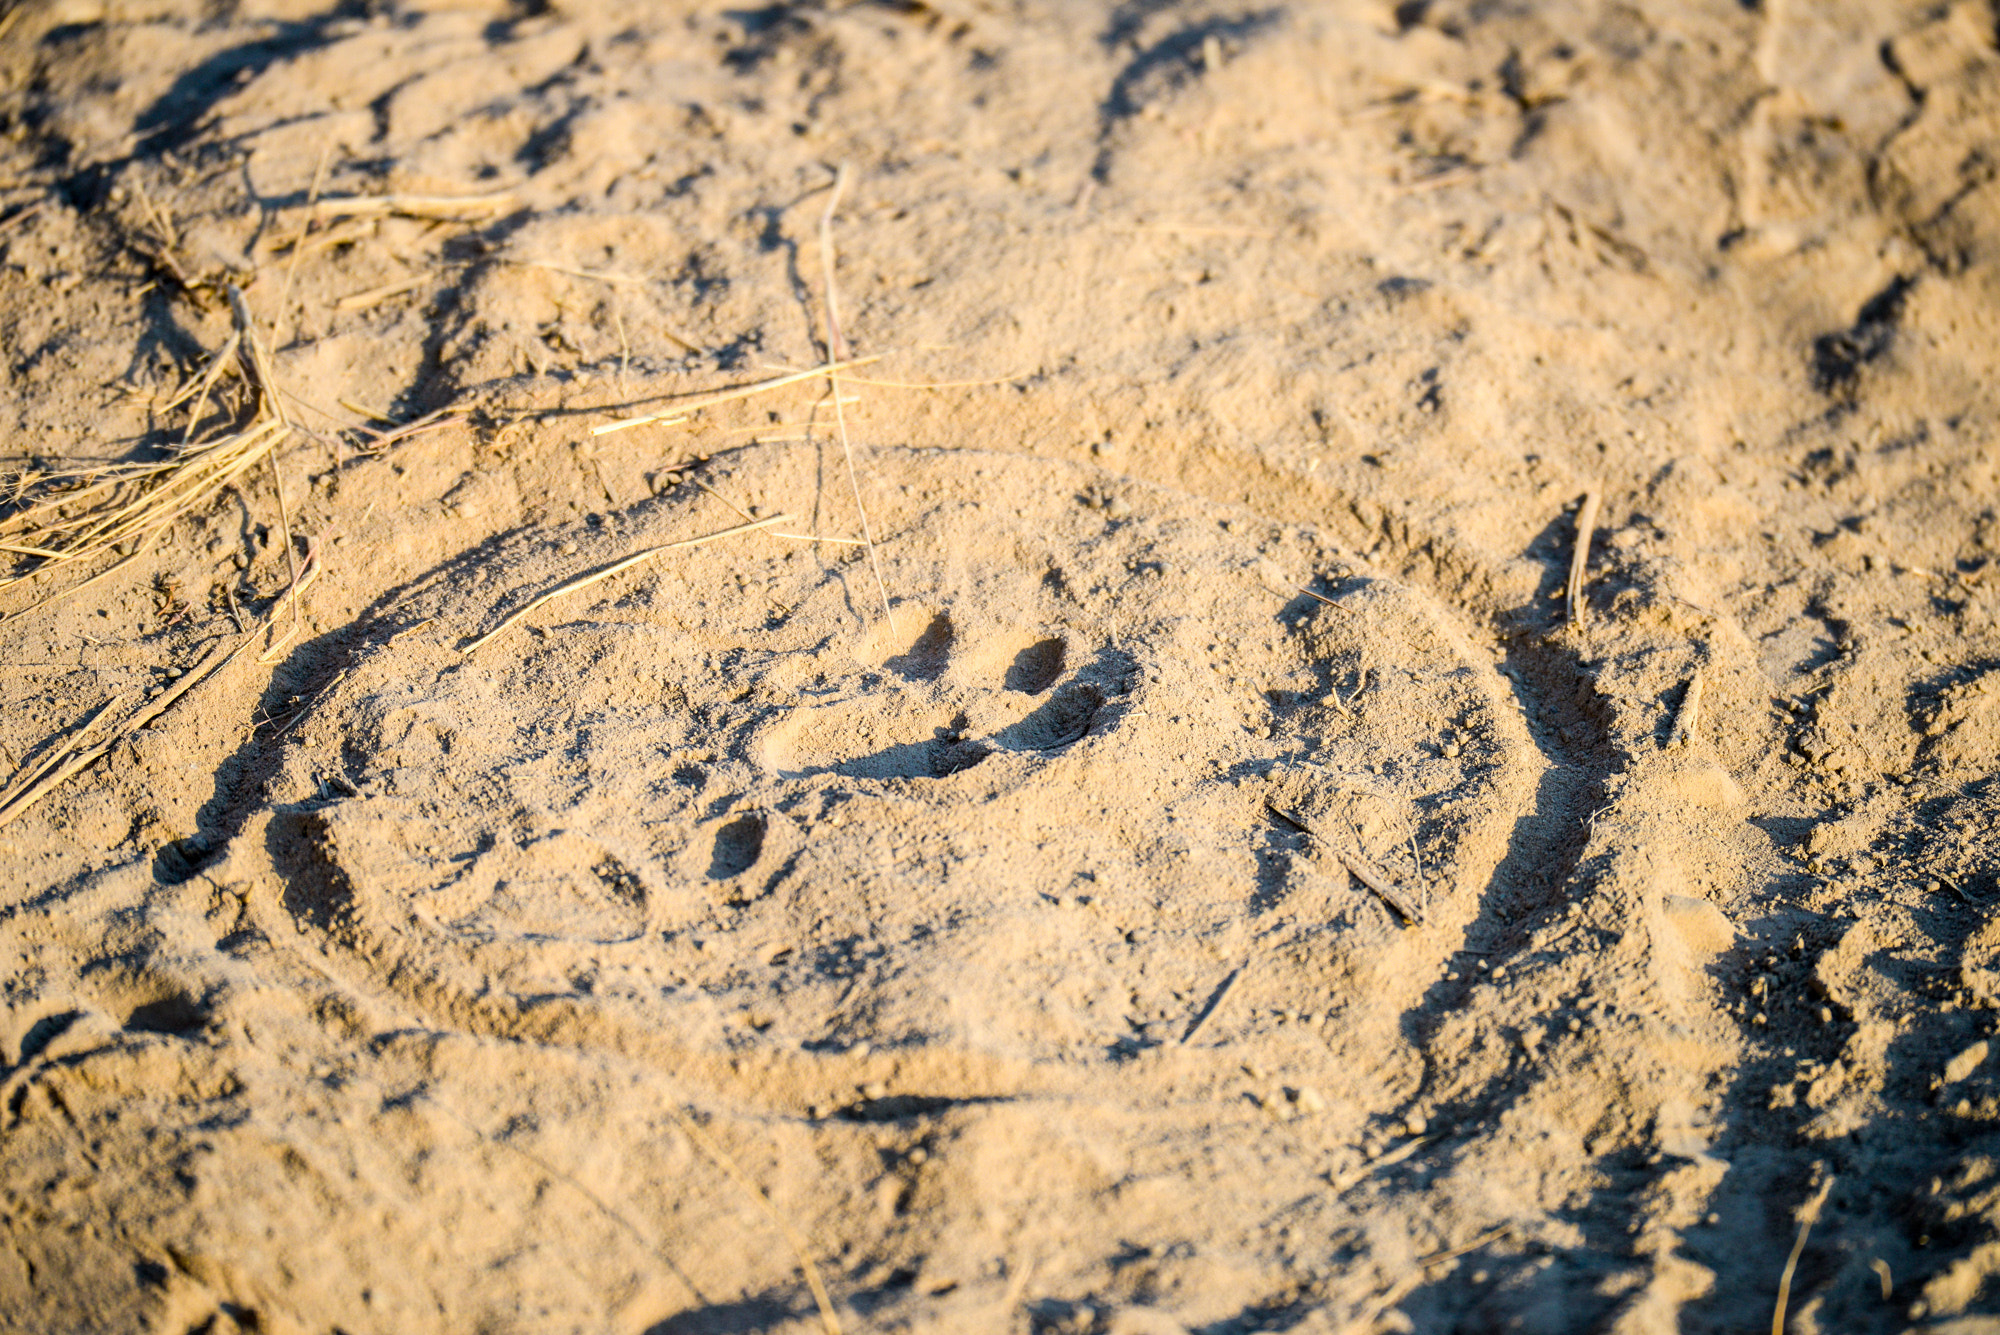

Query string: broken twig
460 513 792 654
1267 799 1425 924
1566 488 1600 626
1667 671 1704 750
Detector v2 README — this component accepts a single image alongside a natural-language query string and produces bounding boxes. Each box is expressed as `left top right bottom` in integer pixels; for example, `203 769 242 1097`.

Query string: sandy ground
2 0 2000 1331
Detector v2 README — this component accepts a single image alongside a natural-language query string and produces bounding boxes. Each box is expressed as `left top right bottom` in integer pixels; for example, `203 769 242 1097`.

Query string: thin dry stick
168 329 242 443
0 560 321 828
229 285 302 633
684 477 861 545
796 368 1028 391
460 513 792 654
1668 671 1704 750
0 693 131 817
406 1088 709 1311
1418 1223 1512 1269
1338 844 1425 924
1567 487 1601 625
1772 1173 1834 1335
1180 963 1246 1044
661 1105 843 1335
274 141 334 343
310 189 516 222
1325 1135 1428 1196
333 273 433 312
817 164 895 631
1294 584 1355 615
0 532 158 626
588 357 883 436
688 477 860 543
1267 800 1425 924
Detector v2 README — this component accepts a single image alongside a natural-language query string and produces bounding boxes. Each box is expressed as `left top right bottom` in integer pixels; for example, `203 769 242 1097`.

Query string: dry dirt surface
3 0 2000 1332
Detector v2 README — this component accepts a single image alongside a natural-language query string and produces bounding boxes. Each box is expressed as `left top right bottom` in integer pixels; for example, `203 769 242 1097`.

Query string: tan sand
2 1 2000 1331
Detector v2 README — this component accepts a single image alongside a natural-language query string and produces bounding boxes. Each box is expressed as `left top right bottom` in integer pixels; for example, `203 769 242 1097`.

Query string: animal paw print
755 611 1117 780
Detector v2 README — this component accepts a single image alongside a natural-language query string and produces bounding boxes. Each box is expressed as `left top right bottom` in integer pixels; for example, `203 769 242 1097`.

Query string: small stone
1403 1111 1427 1136
1945 1040 1989 1085
860 1081 888 1100
1441 741 1461 758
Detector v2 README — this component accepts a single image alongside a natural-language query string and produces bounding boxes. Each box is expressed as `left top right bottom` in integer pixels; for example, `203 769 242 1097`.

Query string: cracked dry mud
4 1 2000 1333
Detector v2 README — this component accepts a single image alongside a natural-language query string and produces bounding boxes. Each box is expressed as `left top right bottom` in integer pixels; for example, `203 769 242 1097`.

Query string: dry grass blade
1772 1172 1834 1335
0 558 320 829
1567 487 1601 625
661 1105 844 1335
589 357 883 437
1180 963 1246 1044
0 693 131 819
1 418 291 597
1266 799 1425 924
1668 670 1704 750
1294 584 1355 615
310 189 516 222
1418 1223 1512 1268
333 273 433 312
460 513 793 654
817 164 895 631
0 532 158 626
1334 844 1425 924
2 288 294 612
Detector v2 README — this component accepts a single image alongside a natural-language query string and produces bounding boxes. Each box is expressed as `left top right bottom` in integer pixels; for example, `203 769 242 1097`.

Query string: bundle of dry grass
0 285 292 618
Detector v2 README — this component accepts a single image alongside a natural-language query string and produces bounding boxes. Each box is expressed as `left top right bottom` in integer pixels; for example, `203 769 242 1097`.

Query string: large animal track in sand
11 443 1777 1331
7 1 2000 1331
